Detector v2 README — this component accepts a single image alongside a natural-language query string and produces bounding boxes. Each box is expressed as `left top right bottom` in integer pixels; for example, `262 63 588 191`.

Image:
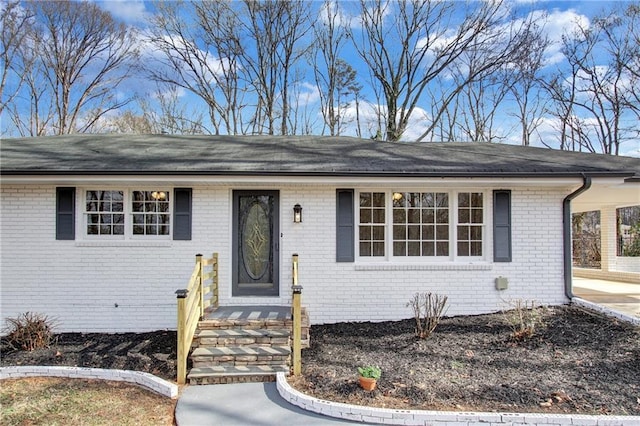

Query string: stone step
197 317 309 330
191 345 291 367
194 328 290 347
188 365 289 385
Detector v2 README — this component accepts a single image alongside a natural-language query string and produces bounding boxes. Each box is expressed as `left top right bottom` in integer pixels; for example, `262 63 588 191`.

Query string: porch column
600 207 617 273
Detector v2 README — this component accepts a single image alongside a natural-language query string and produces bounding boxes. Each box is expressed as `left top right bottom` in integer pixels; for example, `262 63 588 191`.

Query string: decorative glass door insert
232 191 279 296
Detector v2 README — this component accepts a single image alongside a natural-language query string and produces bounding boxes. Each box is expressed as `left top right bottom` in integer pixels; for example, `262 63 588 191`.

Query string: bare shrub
406 292 448 339
4 312 56 351
503 300 545 341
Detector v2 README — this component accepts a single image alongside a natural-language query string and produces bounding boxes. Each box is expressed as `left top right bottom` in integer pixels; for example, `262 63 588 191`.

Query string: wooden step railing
291 254 303 376
175 253 219 384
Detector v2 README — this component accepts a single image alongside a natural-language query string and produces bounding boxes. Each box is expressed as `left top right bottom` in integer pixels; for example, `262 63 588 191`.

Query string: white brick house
1 135 638 332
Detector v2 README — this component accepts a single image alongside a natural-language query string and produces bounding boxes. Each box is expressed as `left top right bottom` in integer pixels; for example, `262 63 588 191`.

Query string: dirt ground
0 330 177 381
1 305 639 416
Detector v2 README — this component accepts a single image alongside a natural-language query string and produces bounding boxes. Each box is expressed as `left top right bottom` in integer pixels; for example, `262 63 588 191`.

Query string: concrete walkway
175 382 358 425
573 277 640 318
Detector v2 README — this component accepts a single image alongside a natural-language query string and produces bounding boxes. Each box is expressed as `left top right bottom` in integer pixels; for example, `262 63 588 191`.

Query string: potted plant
357 365 381 391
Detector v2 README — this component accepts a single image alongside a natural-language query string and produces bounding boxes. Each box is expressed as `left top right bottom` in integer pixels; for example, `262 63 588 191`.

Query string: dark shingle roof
1 134 638 178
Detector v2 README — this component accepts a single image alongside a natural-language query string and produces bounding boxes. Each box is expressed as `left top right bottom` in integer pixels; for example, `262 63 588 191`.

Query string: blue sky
6 0 639 156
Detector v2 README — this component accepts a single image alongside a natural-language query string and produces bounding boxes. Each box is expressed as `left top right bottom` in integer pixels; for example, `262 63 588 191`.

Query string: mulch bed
1 305 639 416
290 305 640 416
0 330 177 381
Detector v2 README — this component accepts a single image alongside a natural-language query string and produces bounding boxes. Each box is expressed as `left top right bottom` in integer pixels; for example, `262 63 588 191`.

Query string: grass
0 377 175 425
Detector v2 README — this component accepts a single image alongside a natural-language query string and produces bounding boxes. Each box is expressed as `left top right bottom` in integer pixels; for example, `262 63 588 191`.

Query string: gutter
563 174 592 299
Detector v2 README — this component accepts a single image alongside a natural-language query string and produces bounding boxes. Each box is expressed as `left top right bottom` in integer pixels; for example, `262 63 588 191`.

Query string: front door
232 190 279 296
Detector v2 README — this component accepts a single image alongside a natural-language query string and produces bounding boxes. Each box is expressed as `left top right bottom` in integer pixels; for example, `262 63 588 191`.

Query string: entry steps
186 306 309 385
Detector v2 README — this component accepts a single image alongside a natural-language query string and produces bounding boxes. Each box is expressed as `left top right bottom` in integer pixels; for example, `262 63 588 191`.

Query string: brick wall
1 183 570 332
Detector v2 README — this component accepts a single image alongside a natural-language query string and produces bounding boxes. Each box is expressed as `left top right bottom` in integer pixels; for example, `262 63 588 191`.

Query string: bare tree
312 1 362 136
353 0 530 142
11 1 139 135
147 0 244 135
547 5 640 154
506 21 550 146
241 0 312 135
0 1 33 116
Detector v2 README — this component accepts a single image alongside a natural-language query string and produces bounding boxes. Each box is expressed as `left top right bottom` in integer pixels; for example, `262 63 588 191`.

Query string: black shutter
336 189 355 262
493 190 512 262
173 188 192 240
56 187 75 240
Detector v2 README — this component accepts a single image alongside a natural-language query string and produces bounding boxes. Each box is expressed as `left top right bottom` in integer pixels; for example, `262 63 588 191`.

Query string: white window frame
81 188 172 240
356 189 486 262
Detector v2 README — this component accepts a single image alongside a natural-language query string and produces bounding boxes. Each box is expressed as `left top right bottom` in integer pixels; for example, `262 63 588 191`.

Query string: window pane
436 193 448 207
458 241 469 256
471 242 482 256
359 226 371 240
459 209 469 223
436 242 449 256
394 241 406 256
408 242 420 256
158 225 170 236
423 225 435 240
360 242 371 256
470 226 482 240
372 225 385 240
88 225 99 235
458 193 469 207
436 225 449 239
393 225 406 240
457 226 469 240
133 225 144 235
373 193 386 207
423 210 434 223
408 209 420 223
422 193 434 207
360 192 372 207
132 202 144 212
113 225 125 235
372 242 385 256
408 225 420 240
393 209 406 223
422 242 435 256
471 193 483 207
87 214 99 224
133 214 144 224
360 209 371 223
407 192 420 207
145 202 157 212
146 225 157 235
472 208 483 223
436 209 448 224
373 209 385 223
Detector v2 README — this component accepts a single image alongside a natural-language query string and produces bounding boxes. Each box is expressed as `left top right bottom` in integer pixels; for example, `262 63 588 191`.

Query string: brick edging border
572 298 640 326
276 373 640 425
0 366 178 399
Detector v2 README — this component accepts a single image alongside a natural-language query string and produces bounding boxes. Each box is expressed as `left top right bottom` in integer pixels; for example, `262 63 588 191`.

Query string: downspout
563 174 592 299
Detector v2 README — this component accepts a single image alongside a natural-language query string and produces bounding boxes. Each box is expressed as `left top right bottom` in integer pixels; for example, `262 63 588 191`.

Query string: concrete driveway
573 277 640 319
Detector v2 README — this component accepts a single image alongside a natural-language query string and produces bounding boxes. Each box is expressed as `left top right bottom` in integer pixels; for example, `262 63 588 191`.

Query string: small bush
503 300 545 341
4 312 56 351
406 292 448 339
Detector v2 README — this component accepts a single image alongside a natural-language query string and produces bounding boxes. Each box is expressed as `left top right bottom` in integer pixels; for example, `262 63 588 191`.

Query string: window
392 192 449 256
85 190 124 235
132 191 171 236
357 190 485 260
359 192 386 256
84 189 170 238
457 192 483 257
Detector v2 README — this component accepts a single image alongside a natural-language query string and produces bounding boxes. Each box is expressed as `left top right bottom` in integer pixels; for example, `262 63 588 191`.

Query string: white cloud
98 0 150 24
541 9 590 66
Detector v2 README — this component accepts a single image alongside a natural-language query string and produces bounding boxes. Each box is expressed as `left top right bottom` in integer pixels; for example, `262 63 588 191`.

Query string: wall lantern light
293 204 303 223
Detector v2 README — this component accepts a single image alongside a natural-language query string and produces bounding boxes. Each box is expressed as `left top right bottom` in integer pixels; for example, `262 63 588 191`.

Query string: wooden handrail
291 254 302 376
176 252 218 385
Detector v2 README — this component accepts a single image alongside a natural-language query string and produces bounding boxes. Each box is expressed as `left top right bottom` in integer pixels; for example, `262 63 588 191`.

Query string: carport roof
1 134 639 179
